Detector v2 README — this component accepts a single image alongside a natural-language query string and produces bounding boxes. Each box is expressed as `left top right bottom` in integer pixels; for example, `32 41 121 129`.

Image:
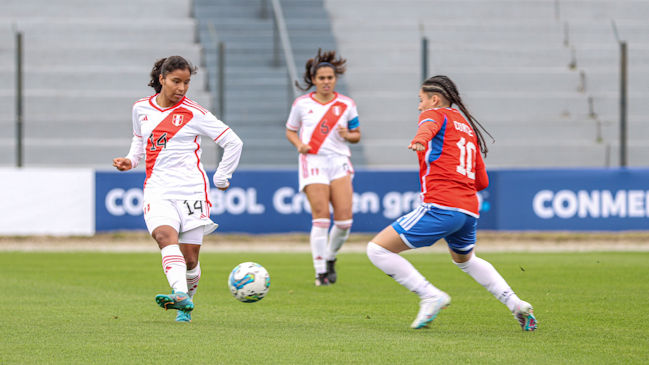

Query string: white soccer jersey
125 95 243 202
285 92 359 157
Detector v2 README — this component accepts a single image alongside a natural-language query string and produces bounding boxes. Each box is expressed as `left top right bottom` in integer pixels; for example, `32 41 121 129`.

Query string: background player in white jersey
285 49 361 286
112 56 243 322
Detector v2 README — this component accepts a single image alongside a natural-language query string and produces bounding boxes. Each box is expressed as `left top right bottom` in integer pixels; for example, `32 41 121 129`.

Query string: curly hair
148 55 198 93
296 49 347 91
421 75 494 156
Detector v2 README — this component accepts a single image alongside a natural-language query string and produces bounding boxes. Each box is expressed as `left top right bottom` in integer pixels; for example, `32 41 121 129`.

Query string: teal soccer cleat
410 292 451 329
175 310 192 323
155 291 194 312
513 301 538 331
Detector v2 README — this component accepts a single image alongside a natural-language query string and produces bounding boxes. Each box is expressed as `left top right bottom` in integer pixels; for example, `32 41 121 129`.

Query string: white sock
186 262 201 299
367 242 440 299
310 218 330 275
454 255 520 312
160 245 188 293
325 219 352 261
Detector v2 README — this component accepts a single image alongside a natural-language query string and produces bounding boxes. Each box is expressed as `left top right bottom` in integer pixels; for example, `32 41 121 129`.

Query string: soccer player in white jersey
285 49 361 286
113 56 243 322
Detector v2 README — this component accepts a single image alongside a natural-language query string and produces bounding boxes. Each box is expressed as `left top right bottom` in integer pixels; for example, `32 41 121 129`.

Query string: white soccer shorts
298 153 354 191
143 199 218 244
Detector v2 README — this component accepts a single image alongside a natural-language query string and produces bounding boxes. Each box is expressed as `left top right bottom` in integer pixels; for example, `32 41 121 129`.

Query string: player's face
160 68 191 105
312 67 336 96
418 90 435 111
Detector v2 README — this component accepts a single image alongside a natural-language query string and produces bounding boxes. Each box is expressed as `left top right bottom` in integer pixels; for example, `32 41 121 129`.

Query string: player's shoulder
133 95 153 110
418 108 446 124
335 93 356 107
291 93 313 108
181 97 210 115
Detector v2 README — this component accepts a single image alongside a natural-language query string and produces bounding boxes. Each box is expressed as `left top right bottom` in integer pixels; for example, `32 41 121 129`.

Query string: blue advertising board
95 168 648 233
492 168 649 231
97 169 484 233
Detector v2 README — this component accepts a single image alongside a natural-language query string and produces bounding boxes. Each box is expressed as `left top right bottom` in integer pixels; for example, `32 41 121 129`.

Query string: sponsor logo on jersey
172 114 184 126
333 106 341 116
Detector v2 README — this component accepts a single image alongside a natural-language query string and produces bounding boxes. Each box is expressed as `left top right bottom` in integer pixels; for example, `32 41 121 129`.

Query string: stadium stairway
0 0 215 168
193 0 364 168
324 0 649 168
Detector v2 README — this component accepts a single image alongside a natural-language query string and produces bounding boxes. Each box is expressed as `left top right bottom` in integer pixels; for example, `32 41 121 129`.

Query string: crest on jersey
172 114 184 126
333 106 341 116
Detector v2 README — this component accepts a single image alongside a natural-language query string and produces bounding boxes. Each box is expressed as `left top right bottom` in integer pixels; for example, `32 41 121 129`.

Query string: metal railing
612 20 628 167
270 0 300 100
15 29 23 168
206 22 225 120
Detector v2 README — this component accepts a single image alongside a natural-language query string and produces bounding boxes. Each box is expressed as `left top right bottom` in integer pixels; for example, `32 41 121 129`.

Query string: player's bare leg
367 226 450 329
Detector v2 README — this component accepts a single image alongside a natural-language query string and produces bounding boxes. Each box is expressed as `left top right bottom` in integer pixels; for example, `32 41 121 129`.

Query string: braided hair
296 48 347 91
148 56 197 93
421 75 493 156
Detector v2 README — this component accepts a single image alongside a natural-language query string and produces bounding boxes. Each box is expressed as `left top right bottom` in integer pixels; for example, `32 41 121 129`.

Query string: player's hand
408 143 425 152
297 143 311 154
113 157 132 171
213 175 230 191
337 125 350 140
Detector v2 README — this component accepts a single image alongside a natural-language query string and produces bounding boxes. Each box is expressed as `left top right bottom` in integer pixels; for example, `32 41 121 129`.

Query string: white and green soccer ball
228 262 270 303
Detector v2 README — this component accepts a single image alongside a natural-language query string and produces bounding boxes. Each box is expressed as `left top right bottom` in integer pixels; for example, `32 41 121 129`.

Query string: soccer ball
228 262 270 303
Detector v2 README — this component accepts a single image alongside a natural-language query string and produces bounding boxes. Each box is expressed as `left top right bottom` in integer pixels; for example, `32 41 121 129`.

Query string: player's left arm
474 150 489 191
337 104 361 143
200 112 244 190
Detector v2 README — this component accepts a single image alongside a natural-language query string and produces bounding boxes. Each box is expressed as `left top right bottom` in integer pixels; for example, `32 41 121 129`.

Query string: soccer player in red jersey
366 75 537 331
285 49 361 286
113 56 243 322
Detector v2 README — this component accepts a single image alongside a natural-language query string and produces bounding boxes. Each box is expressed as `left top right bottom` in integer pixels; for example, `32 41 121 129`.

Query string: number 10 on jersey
456 137 476 179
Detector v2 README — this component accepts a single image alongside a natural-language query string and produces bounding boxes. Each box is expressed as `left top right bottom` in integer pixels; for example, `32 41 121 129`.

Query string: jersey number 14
456 137 476 180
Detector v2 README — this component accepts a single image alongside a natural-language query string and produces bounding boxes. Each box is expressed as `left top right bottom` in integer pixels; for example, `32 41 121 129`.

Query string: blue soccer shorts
391 204 477 254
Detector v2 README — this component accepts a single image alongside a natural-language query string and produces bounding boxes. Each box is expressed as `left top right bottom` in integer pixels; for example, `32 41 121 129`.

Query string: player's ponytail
148 56 198 93
422 75 494 156
296 48 347 91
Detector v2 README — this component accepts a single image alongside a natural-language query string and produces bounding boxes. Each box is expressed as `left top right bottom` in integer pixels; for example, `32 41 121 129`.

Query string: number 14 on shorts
184 200 206 217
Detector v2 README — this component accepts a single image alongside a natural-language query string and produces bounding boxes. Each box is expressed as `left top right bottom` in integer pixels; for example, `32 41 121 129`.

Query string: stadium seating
325 0 649 167
0 0 214 168
1 0 646 168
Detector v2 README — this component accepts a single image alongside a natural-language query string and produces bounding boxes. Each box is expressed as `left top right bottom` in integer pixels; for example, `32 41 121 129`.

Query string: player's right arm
114 104 145 171
408 110 443 151
286 128 311 154
285 100 311 154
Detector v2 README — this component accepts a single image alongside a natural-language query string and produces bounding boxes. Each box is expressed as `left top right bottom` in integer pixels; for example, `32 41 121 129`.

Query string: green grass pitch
2 250 648 364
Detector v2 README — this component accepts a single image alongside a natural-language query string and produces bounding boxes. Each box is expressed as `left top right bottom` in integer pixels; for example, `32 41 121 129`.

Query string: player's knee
185 258 198 270
152 229 176 247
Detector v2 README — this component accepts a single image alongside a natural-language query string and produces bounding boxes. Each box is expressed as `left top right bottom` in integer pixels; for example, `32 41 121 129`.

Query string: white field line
1 240 648 253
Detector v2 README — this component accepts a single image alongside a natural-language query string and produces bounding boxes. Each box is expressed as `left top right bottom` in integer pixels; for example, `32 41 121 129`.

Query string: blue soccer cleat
175 310 192 323
155 291 194 312
411 292 451 329
513 301 538 331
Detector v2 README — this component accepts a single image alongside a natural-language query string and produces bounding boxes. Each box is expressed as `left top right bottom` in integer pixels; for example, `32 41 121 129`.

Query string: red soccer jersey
410 107 488 217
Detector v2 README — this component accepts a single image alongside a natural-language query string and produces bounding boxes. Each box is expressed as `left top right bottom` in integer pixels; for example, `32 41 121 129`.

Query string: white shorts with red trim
298 154 354 191
143 199 218 244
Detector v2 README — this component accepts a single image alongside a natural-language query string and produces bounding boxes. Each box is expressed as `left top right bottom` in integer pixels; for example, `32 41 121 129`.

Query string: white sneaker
410 292 451 329
513 300 538 331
